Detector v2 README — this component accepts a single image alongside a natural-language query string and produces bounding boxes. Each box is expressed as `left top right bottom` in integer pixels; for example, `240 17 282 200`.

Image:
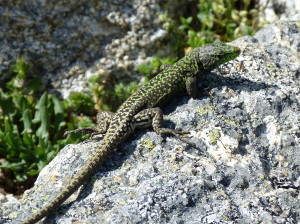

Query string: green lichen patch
209 129 220 144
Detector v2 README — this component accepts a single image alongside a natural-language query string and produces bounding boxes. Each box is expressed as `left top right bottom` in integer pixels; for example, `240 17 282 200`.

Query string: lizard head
195 42 241 70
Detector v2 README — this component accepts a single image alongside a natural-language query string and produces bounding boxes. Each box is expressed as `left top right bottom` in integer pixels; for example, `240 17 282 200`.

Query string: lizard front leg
161 65 200 99
64 111 115 137
161 63 201 98
133 107 189 138
185 76 199 98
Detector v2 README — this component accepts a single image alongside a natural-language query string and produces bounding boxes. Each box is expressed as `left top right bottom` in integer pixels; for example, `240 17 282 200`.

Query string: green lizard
21 42 240 224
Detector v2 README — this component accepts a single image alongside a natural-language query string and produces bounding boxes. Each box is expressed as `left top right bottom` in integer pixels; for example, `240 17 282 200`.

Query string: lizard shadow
207 72 277 92
163 72 277 115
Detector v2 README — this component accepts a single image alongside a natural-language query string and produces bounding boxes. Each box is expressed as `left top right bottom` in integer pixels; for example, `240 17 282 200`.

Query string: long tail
22 140 116 224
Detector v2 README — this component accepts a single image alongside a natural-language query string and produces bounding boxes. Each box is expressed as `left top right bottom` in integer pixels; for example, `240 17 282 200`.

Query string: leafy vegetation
137 57 178 75
161 0 263 50
87 75 140 112
63 91 96 116
0 58 87 184
190 0 261 47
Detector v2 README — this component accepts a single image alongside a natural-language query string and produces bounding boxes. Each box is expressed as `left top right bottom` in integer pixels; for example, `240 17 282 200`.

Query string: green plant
63 91 96 116
177 0 262 48
0 58 86 183
0 91 61 182
88 75 140 112
137 56 177 75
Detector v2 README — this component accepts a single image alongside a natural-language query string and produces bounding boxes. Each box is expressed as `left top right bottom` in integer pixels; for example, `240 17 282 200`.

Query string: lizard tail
22 141 115 224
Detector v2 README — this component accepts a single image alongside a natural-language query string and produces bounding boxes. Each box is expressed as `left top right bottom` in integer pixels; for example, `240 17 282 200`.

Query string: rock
6 20 300 223
0 0 186 98
259 0 300 23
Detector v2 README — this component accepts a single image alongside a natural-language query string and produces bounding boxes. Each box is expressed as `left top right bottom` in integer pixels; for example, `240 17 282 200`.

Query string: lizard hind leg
64 111 115 137
133 107 190 139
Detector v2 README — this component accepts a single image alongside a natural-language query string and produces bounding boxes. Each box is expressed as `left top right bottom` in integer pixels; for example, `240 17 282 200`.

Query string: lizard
21 42 240 224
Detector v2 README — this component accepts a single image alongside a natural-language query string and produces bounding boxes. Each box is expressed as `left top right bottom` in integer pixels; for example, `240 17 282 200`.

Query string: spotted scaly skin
22 43 240 224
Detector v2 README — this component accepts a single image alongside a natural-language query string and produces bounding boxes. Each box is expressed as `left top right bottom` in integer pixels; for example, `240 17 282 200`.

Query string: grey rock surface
259 0 300 23
0 0 185 98
5 21 300 224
